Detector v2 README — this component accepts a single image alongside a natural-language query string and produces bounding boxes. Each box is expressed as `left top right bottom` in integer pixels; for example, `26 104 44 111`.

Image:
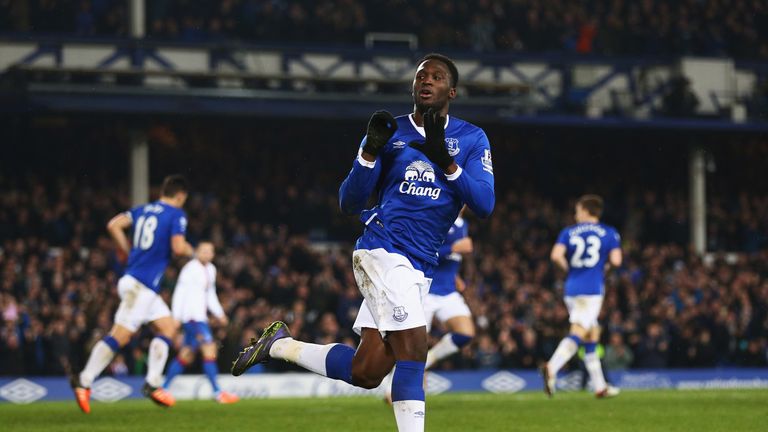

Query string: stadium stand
1 0 767 59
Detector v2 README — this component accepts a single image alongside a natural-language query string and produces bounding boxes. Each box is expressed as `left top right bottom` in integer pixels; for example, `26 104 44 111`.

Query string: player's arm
339 146 383 214
607 230 622 268
551 243 569 273
608 248 622 268
409 110 495 217
455 275 467 293
171 234 194 257
207 267 228 326
106 212 132 255
171 263 194 322
339 111 396 214
170 213 194 257
443 145 495 218
451 237 473 254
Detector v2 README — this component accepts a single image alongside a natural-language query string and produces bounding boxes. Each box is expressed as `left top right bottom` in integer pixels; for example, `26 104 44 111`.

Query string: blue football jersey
556 222 621 296
429 217 468 296
340 114 495 273
124 201 188 292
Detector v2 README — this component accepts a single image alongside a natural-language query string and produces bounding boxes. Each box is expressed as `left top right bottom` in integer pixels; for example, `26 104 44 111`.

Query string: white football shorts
423 292 471 332
352 248 431 336
564 295 604 329
114 275 172 332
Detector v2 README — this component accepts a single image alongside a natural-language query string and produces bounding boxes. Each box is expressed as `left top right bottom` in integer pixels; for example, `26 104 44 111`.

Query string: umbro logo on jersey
400 161 442 200
446 138 460 157
392 140 407 149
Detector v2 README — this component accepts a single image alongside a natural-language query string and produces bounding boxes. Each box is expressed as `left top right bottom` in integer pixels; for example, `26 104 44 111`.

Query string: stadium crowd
0 166 766 377
1 0 767 59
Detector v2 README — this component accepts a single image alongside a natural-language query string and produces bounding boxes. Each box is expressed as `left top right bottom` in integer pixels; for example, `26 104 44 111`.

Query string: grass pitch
1 389 766 432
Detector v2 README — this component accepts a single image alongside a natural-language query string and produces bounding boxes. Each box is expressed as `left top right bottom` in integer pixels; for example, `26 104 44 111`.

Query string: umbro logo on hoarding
425 372 452 394
92 377 133 403
0 378 48 404
481 371 526 393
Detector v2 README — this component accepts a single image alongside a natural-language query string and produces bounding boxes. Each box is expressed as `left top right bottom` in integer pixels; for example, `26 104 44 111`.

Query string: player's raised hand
409 108 454 171
363 110 398 157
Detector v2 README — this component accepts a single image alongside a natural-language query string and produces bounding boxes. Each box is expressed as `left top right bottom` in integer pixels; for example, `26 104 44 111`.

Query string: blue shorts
182 321 214 349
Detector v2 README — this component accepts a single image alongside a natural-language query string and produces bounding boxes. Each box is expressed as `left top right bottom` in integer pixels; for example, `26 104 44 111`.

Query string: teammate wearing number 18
542 194 622 399
70 175 194 413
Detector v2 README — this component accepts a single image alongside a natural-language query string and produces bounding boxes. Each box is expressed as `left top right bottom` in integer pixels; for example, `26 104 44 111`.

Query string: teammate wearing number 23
70 175 194 413
542 194 622 399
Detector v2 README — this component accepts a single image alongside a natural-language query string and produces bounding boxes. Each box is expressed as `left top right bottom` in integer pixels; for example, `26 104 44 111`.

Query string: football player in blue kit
542 195 622 398
422 207 475 370
231 53 495 431
71 175 194 413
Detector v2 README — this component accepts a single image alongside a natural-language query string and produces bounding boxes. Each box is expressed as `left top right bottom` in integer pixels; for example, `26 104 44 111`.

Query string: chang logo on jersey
445 138 460 156
399 160 442 200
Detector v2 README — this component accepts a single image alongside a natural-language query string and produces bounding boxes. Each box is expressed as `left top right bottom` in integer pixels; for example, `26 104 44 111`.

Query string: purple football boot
231 321 292 376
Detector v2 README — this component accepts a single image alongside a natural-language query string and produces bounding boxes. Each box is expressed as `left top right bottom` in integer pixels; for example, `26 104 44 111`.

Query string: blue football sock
450 333 472 348
325 344 355 384
584 342 597 354
163 357 186 389
103 335 120 353
203 359 220 393
392 360 425 402
391 360 427 431
568 334 583 346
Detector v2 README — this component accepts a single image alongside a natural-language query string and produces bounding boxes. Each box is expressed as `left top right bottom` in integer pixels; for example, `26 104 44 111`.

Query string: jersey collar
408 113 450 138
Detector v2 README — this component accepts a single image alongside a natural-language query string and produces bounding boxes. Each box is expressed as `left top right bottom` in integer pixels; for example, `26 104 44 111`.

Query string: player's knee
178 349 194 364
350 370 384 389
350 362 386 389
399 338 428 361
461 326 476 338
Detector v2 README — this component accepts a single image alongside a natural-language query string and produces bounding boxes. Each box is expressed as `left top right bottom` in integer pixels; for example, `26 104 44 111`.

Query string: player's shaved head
419 53 459 88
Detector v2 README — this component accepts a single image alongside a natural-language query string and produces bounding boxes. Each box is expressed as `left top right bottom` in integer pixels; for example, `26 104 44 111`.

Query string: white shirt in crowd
171 259 225 323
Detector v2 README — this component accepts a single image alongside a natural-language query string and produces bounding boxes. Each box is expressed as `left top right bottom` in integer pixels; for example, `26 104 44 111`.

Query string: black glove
408 108 454 171
362 110 398 157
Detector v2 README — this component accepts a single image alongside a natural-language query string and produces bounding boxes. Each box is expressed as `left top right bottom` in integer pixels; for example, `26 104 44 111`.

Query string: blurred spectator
636 322 670 368
662 75 700 118
473 333 501 370
604 333 634 371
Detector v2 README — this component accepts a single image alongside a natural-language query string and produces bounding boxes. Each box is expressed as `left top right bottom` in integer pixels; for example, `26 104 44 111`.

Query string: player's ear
448 87 457 100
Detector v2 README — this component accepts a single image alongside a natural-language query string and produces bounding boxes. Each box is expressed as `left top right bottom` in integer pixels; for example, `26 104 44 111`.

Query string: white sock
393 400 426 432
269 338 335 376
425 333 459 370
79 341 117 387
383 368 395 398
584 352 607 392
146 337 170 388
547 337 579 375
